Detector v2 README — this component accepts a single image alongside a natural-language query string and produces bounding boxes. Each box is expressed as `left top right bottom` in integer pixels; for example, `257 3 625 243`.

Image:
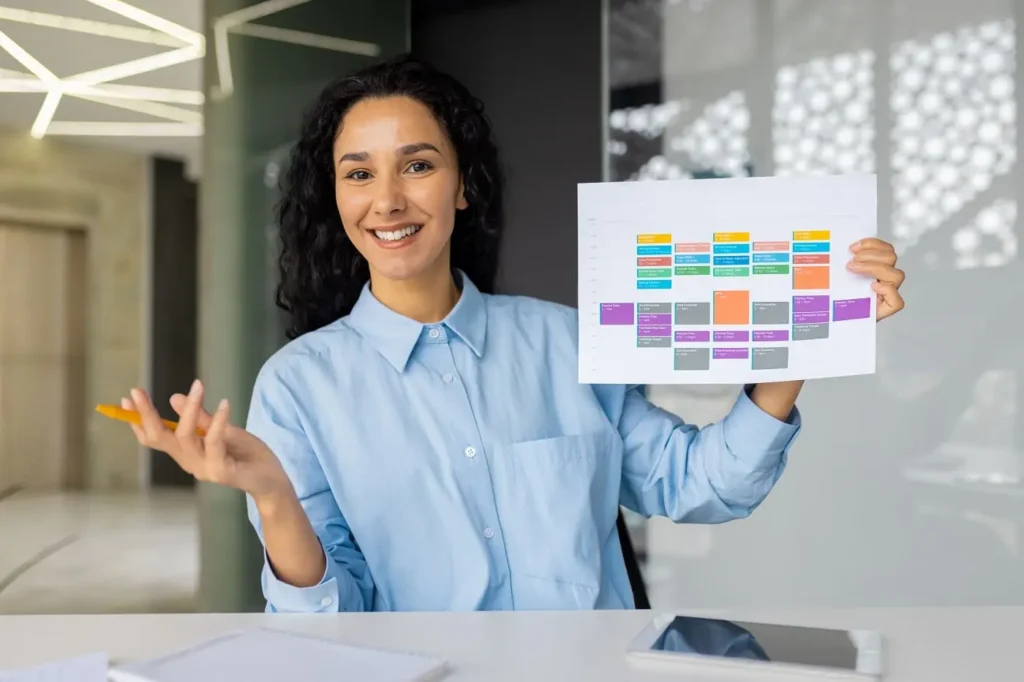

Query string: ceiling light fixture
0 0 382 139
0 2 206 138
0 7 183 46
46 121 202 137
75 95 203 125
0 27 62 137
32 90 63 138
0 28 57 83
0 68 203 105
231 23 380 56
213 0 312 98
66 44 203 87
84 0 203 47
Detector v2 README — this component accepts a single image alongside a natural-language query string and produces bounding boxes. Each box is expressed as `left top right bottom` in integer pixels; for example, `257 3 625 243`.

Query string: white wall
615 0 1023 608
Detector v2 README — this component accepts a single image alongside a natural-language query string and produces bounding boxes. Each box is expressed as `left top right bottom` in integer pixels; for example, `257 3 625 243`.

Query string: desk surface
0 608 1017 681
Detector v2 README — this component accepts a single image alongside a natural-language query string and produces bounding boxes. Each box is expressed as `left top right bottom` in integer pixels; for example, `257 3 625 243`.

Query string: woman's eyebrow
398 142 441 156
338 151 369 164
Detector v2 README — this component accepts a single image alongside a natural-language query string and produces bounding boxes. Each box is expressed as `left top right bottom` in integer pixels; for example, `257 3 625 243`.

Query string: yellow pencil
95 404 207 437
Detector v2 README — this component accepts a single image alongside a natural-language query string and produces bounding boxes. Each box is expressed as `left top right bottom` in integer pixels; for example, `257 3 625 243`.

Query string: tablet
627 613 884 680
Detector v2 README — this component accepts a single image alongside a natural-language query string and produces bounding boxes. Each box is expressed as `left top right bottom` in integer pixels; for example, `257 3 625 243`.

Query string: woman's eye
408 161 432 173
347 170 371 181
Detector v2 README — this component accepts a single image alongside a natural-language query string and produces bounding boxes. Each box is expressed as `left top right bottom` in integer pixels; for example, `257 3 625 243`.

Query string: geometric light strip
0 1 203 138
84 0 203 47
212 0 381 99
0 71 204 105
0 7 182 46
0 0 384 138
46 121 202 136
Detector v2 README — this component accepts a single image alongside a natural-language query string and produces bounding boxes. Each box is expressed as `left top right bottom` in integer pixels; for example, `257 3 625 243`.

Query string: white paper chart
578 174 878 385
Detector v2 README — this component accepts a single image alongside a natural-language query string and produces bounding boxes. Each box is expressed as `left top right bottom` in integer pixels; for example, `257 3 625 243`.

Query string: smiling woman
120 54 905 614
274 59 503 336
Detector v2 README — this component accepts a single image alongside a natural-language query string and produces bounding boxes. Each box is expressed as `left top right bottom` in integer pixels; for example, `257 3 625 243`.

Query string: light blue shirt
244 273 801 612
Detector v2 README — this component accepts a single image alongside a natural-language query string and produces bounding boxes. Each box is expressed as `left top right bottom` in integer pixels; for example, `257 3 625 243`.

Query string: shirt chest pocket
491 429 622 605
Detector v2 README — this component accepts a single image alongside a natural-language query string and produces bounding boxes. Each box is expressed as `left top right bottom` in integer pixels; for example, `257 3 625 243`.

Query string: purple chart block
713 330 750 342
833 297 872 321
637 313 672 325
713 347 750 360
600 303 634 325
675 330 711 342
793 311 829 324
792 295 830 313
637 325 672 337
753 330 789 342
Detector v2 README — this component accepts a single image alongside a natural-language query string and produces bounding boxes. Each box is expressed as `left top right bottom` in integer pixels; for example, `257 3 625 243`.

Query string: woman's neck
368 265 461 324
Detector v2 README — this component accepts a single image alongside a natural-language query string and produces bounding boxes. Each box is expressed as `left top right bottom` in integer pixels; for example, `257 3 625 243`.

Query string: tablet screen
650 616 862 671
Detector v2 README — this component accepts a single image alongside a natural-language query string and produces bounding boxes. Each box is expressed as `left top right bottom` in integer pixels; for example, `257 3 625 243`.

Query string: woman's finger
175 379 204 449
169 393 215 429
128 388 200 475
847 261 905 287
204 399 232 484
121 397 145 443
850 238 895 253
872 280 905 320
130 388 174 449
847 248 897 266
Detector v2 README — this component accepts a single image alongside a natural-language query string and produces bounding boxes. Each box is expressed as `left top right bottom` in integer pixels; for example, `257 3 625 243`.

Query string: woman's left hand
847 238 905 322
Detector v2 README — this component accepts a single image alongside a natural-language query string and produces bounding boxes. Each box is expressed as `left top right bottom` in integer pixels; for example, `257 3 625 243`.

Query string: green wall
199 0 410 612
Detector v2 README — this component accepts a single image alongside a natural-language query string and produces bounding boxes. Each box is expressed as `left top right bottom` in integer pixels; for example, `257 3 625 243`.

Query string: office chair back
616 510 650 609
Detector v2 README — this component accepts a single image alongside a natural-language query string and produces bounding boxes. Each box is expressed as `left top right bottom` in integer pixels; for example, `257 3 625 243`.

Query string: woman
125 56 906 613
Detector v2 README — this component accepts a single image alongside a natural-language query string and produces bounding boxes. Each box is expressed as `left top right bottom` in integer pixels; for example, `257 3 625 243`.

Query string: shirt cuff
721 385 802 460
261 546 340 613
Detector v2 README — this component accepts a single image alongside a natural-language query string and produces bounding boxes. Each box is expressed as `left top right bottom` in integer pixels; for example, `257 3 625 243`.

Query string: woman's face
333 95 467 284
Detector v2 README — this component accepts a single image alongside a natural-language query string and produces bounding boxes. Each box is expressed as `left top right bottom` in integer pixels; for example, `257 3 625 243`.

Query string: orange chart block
793 265 830 290
713 290 750 325
638 233 672 244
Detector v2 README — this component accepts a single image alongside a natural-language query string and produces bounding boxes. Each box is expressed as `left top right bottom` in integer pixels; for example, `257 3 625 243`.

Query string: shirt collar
346 270 488 372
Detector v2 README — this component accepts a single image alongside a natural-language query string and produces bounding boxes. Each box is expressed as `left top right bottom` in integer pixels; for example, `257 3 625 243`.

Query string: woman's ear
456 179 469 210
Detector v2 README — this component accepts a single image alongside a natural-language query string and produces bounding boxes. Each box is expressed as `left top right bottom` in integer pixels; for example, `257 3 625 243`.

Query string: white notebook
108 628 448 682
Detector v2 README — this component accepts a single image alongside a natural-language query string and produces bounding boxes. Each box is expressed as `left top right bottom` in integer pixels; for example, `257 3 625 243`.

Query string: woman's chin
369 256 442 283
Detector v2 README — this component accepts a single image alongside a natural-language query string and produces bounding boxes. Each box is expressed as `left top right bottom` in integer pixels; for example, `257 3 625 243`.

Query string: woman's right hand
124 380 293 504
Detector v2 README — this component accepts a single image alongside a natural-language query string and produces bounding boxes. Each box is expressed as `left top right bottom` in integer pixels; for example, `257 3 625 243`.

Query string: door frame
0 220 88 489
0 160 151 491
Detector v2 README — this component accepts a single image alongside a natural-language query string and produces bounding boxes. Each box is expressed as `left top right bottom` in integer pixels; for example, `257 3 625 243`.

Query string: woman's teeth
374 225 422 242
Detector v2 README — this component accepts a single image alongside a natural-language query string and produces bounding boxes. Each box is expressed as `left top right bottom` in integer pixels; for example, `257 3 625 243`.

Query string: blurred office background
0 0 1020 614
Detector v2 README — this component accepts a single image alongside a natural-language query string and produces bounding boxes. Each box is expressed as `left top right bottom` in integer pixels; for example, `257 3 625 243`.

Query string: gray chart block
674 302 711 325
637 302 672 314
793 323 829 340
752 347 789 370
674 347 711 370
752 301 790 325
637 337 672 348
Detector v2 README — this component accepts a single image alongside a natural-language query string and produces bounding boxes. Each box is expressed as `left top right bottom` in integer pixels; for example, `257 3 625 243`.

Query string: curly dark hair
275 55 505 339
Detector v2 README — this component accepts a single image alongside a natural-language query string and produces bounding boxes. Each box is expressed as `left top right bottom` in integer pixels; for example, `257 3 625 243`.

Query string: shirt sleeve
244 362 375 612
602 384 801 523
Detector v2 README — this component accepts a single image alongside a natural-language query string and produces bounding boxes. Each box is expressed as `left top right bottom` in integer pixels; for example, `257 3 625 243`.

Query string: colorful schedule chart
578 174 877 384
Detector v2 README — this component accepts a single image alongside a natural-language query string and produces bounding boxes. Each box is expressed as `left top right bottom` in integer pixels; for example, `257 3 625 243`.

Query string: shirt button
428 328 440 339
320 596 333 607
442 373 454 383
484 528 495 539
464 446 477 458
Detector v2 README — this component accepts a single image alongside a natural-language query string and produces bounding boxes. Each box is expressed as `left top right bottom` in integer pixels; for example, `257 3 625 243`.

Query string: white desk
0 608 1017 681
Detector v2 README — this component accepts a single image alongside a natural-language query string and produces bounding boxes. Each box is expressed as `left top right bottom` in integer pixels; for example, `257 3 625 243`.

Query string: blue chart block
713 255 750 266
637 279 672 290
752 252 790 263
713 243 751 254
792 241 830 253
675 254 711 264
637 245 673 255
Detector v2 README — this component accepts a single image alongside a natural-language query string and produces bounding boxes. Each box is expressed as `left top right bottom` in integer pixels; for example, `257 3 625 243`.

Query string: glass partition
606 0 1023 608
